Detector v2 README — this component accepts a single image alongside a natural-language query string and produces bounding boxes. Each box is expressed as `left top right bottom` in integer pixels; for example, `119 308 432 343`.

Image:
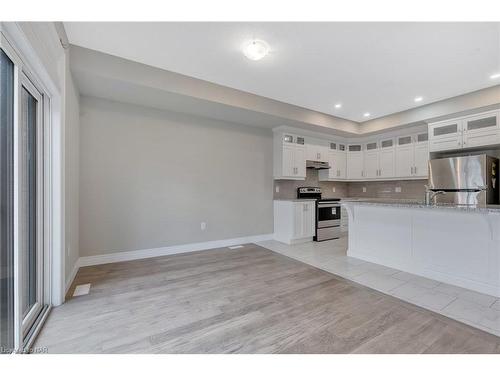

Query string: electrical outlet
395 186 402 193
362 187 367 193
332 187 336 193
275 185 280 193
201 222 207 231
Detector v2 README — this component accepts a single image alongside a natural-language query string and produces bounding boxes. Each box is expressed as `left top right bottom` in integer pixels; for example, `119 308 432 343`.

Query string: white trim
77 234 274 267
65 261 79 294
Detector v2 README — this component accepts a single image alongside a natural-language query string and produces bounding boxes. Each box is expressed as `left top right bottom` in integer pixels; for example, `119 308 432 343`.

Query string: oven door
317 202 341 228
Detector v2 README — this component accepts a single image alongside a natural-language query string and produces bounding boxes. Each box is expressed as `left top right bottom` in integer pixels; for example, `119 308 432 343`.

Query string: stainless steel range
297 187 341 241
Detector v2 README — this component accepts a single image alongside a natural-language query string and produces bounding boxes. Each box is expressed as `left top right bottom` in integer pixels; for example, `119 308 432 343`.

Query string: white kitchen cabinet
274 200 315 244
379 148 395 178
347 144 364 179
395 133 429 178
306 138 329 162
364 149 379 179
395 144 413 177
429 119 463 152
429 110 500 152
318 142 347 181
413 142 429 177
273 133 306 179
335 148 347 179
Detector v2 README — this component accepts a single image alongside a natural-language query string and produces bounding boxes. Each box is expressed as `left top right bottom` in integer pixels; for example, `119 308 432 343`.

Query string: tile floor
257 235 500 337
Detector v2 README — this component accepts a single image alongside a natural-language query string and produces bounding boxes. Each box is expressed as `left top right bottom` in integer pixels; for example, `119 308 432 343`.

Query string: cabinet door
347 152 364 179
429 120 463 152
364 150 379 179
395 145 413 177
306 143 318 161
327 151 337 179
379 148 395 178
282 145 295 177
294 145 306 178
335 151 347 179
302 202 315 238
463 111 499 135
293 203 304 238
463 129 500 149
413 143 429 177
317 144 329 162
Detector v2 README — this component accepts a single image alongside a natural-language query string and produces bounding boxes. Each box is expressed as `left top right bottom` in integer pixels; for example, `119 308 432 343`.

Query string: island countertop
341 199 500 214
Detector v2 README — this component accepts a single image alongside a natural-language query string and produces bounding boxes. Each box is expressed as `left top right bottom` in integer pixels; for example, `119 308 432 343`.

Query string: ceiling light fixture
490 73 500 79
334 103 342 109
414 96 423 102
243 39 270 61
363 112 371 117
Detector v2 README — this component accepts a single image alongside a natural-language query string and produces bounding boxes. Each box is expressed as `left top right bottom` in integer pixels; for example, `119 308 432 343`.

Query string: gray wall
79 96 273 257
64 50 80 279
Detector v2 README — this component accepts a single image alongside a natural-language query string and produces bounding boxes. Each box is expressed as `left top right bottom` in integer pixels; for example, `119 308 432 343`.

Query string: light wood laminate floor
35 245 500 353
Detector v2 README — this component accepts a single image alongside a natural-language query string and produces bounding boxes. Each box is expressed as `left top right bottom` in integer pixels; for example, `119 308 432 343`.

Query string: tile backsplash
273 169 348 199
347 180 427 200
274 169 427 200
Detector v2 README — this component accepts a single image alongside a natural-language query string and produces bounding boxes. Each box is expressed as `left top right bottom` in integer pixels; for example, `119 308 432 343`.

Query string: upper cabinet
273 133 306 180
318 141 346 181
274 127 429 182
306 138 329 162
346 144 364 179
395 133 429 178
429 110 500 152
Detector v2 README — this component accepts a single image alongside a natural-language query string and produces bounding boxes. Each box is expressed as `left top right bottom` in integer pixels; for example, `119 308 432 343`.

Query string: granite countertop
274 198 317 202
341 199 500 213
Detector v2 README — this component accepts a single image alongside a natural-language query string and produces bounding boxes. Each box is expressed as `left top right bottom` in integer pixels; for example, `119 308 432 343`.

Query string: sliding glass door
0 48 15 353
1 39 47 352
20 78 43 338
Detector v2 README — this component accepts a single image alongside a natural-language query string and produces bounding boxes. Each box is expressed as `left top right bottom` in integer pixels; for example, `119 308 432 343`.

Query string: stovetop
296 187 341 202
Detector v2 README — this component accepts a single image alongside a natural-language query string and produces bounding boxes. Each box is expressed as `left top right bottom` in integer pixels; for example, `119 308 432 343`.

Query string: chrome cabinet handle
414 166 417 174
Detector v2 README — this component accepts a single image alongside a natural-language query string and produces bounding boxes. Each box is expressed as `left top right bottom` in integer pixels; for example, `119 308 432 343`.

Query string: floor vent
228 245 244 249
73 283 91 297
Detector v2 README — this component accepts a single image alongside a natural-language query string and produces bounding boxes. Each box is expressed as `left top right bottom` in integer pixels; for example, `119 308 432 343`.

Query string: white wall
79 96 274 257
64 49 80 283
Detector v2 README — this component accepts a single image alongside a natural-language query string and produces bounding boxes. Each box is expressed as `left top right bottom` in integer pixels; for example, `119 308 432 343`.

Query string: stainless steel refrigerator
428 154 499 205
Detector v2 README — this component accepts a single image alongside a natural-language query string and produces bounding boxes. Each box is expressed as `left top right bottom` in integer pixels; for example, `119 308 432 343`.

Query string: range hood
306 160 331 170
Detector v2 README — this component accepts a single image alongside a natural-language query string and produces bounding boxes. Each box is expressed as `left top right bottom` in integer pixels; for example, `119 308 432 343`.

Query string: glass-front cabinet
429 110 500 152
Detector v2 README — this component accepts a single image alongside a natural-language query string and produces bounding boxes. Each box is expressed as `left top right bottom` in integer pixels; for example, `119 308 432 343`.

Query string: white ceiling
64 22 500 122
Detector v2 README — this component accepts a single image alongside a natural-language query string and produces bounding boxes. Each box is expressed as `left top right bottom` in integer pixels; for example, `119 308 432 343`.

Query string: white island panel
344 202 500 297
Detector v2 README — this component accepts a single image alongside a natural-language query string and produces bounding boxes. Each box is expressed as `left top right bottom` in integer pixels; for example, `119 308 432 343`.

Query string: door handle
414 166 417 174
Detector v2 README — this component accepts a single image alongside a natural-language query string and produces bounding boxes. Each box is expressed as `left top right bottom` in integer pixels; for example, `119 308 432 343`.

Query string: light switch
332 187 336 193
395 187 402 193
362 187 367 193
275 185 280 193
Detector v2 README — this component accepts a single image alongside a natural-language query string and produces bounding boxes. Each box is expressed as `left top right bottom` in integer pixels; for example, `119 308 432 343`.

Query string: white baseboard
65 260 80 294
77 233 274 268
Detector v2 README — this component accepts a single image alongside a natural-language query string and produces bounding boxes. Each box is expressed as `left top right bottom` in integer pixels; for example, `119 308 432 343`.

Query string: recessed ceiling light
363 112 371 117
490 73 500 79
242 39 270 61
414 96 423 102
334 103 342 109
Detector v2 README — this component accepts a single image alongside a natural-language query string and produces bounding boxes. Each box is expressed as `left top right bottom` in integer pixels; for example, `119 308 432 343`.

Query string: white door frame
1 23 65 351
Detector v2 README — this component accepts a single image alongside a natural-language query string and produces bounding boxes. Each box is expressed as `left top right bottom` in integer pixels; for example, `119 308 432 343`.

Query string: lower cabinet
274 200 315 244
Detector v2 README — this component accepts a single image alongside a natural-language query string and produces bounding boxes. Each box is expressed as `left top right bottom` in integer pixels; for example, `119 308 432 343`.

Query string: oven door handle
318 203 341 208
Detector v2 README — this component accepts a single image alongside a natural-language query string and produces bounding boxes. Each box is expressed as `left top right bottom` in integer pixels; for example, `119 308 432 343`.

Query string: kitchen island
342 200 500 297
